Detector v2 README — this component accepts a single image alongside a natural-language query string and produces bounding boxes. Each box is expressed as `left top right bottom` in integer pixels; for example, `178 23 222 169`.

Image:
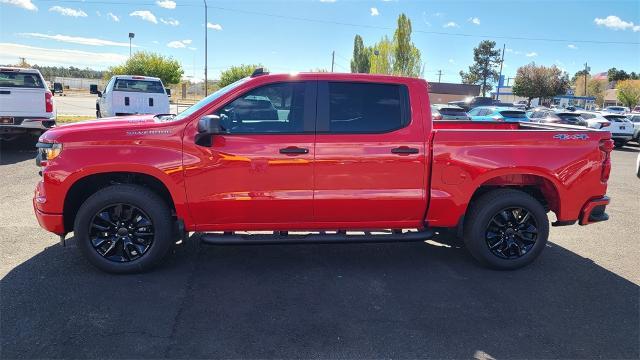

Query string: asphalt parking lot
0 139 638 359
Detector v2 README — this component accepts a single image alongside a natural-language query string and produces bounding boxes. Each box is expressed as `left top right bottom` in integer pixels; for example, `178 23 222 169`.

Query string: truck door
183 81 317 230
313 80 427 228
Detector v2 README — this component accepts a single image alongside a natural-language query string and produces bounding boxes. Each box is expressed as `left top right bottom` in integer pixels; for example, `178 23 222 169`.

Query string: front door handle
391 146 419 155
279 147 309 155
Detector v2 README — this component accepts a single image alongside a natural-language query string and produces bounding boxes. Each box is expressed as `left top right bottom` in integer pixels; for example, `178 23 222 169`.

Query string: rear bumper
611 133 633 141
33 199 64 235
579 196 610 225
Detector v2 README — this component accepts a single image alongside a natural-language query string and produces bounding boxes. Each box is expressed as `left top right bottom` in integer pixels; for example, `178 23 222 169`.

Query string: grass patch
56 115 95 124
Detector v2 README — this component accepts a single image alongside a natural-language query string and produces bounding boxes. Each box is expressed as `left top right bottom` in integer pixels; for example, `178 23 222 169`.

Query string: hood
39 114 178 143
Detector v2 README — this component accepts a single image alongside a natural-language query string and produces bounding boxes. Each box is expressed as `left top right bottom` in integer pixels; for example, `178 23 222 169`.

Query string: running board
199 229 434 246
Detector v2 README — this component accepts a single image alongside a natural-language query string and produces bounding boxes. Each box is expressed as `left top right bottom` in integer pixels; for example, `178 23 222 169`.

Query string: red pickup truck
34 71 613 273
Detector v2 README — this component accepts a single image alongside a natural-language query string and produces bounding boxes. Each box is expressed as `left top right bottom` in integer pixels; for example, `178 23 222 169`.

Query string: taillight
600 121 610 128
45 91 53 113
492 116 504 122
433 113 442 120
599 139 614 182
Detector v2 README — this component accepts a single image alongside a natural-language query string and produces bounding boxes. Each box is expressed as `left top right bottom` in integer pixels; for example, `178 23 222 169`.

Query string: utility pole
331 51 335 72
436 70 442 82
204 0 208 96
496 43 505 101
583 62 590 107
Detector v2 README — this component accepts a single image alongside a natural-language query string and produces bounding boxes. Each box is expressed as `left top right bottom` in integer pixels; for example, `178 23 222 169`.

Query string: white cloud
319 0 336 2
567 44 577 49
167 41 186 48
526 52 538 57
0 0 37 11
167 39 192 48
370 7 379 16
594 15 640 31
0 43 127 67
443 21 458 28
468 17 480 25
156 0 176 9
207 22 222 30
107 12 119 22
130 10 157 24
448 59 455 64
49 6 88 17
18 33 136 47
160 17 179 26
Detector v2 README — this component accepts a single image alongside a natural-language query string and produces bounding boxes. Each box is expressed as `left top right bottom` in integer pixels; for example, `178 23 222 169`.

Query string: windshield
174 78 249 121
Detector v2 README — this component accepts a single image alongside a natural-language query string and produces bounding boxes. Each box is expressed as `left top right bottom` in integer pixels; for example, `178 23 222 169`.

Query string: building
490 86 540 106
428 82 480 104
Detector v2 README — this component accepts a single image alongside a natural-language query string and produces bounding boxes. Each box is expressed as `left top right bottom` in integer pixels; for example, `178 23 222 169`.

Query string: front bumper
33 198 64 234
579 196 610 225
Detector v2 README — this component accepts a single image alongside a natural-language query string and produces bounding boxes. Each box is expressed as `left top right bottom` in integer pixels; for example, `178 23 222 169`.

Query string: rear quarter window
439 108 467 116
0 71 44 88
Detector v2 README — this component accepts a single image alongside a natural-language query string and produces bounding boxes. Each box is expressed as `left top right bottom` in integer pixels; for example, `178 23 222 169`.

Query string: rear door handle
391 146 419 155
279 147 309 155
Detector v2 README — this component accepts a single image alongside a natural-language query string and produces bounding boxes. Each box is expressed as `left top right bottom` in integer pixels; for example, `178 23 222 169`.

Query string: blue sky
1 0 638 83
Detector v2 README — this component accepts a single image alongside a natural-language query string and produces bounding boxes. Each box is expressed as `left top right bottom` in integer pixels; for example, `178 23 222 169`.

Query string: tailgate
0 87 45 116
112 91 169 115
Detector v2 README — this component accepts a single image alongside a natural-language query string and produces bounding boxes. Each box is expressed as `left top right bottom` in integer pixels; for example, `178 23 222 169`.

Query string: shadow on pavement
0 136 38 165
1 234 638 359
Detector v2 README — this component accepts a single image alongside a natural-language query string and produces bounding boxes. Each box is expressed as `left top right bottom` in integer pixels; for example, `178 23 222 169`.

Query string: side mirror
196 115 222 146
97 90 102 97
165 88 171 97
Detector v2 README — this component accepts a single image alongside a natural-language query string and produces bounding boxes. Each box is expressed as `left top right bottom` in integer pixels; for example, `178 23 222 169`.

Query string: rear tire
74 184 174 274
463 189 549 270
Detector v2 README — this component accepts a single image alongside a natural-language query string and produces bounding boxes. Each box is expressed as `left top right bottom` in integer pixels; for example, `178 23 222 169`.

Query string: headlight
36 142 63 165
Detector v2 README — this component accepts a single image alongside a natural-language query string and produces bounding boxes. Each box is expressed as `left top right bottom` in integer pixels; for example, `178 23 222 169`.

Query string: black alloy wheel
485 207 538 260
89 203 155 262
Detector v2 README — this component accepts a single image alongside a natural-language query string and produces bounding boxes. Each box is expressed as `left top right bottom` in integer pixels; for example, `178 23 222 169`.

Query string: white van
96 75 170 118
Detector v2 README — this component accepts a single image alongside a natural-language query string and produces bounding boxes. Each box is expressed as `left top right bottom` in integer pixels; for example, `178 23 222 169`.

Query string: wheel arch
63 171 179 233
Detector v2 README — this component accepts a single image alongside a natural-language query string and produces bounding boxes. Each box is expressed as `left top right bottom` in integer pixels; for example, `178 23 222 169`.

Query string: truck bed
433 120 600 132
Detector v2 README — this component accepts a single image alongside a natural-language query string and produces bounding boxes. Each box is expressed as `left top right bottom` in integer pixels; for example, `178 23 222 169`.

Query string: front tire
463 189 549 270
74 184 174 273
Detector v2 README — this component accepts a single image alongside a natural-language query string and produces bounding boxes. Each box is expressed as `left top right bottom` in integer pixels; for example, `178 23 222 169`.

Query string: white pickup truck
0 67 55 141
96 75 170 118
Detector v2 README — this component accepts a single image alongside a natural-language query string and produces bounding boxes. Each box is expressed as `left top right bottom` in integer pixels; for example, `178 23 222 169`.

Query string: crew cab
34 71 613 273
0 67 55 141
96 75 169 118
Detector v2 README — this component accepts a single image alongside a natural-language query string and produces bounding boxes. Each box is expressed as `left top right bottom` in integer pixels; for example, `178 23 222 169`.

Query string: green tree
587 79 607 106
392 14 422 77
350 35 370 73
630 72 639 80
616 80 640 108
512 63 569 106
369 37 394 75
217 64 264 88
607 67 630 82
105 52 183 85
459 40 502 96
571 69 589 84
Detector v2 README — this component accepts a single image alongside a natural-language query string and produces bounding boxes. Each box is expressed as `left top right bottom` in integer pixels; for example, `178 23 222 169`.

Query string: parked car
603 106 629 115
632 106 640 113
431 104 469 120
0 67 55 141
626 113 640 143
601 113 634 147
448 96 493 112
96 75 170 118
34 71 613 273
468 106 528 122
577 111 633 147
528 108 587 126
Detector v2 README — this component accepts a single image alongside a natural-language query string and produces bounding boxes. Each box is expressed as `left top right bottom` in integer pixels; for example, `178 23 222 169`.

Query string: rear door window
114 79 165 93
499 110 526 118
320 82 409 133
0 71 44 88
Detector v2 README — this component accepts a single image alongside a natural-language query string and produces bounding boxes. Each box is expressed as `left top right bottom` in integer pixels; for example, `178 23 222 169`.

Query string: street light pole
128 32 135 58
331 51 335 72
496 43 505 101
203 0 208 96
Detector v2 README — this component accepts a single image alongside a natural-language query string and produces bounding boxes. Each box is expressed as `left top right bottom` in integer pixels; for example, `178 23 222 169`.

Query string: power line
32 0 640 45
